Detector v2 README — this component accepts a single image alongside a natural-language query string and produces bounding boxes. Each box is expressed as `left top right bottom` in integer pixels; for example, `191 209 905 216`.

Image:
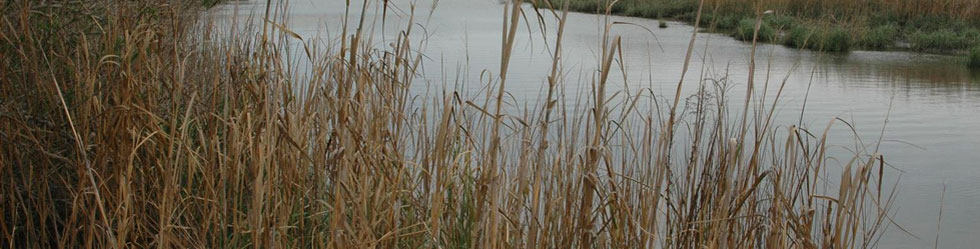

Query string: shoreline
537 0 980 59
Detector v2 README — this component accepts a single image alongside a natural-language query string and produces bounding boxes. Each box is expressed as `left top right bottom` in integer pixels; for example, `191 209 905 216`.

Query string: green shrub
783 25 812 48
733 18 775 42
822 27 853 52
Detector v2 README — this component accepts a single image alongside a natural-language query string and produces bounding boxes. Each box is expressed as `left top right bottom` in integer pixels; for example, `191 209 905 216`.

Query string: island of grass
541 0 980 55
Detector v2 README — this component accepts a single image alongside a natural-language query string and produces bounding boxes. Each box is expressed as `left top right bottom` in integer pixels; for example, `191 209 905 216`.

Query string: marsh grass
780 23 850 52
909 29 980 51
969 47 980 68
550 0 980 53
861 24 900 49
823 27 853 52
734 18 775 42
1 0 900 248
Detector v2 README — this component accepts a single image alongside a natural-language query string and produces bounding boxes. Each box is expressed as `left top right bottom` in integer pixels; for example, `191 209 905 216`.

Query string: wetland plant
0 0 896 248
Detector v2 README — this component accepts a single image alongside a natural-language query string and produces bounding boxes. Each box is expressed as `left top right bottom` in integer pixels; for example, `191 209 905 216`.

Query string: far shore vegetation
970 46 980 68
542 0 980 57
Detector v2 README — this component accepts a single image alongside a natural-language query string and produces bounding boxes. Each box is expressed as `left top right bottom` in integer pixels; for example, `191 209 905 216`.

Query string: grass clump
733 18 775 42
765 14 797 30
783 25 812 48
909 29 980 51
781 25 852 52
704 13 741 30
969 46 980 68
823 27 853 52
860 24 899 49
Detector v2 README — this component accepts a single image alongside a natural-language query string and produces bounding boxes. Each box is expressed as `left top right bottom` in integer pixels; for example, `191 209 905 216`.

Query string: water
212 0 980 248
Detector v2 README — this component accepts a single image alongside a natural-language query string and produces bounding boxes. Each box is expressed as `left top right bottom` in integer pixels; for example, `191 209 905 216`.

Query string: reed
1 0 897 248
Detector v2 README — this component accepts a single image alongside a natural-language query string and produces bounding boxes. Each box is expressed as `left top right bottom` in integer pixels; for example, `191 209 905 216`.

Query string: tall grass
1 0 898 248
909 29 980 51
969 47 980 68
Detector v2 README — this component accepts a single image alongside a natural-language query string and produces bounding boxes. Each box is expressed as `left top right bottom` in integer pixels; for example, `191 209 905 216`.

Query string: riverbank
544 0 980 56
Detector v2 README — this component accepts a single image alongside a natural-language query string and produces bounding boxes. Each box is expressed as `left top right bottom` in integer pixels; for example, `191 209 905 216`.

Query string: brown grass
1 0 899 248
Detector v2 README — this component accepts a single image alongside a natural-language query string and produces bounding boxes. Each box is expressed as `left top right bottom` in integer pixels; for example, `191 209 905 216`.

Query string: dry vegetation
1 0 899 248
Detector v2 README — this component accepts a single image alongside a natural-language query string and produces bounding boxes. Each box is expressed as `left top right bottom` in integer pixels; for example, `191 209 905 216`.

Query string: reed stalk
0 0 898 248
